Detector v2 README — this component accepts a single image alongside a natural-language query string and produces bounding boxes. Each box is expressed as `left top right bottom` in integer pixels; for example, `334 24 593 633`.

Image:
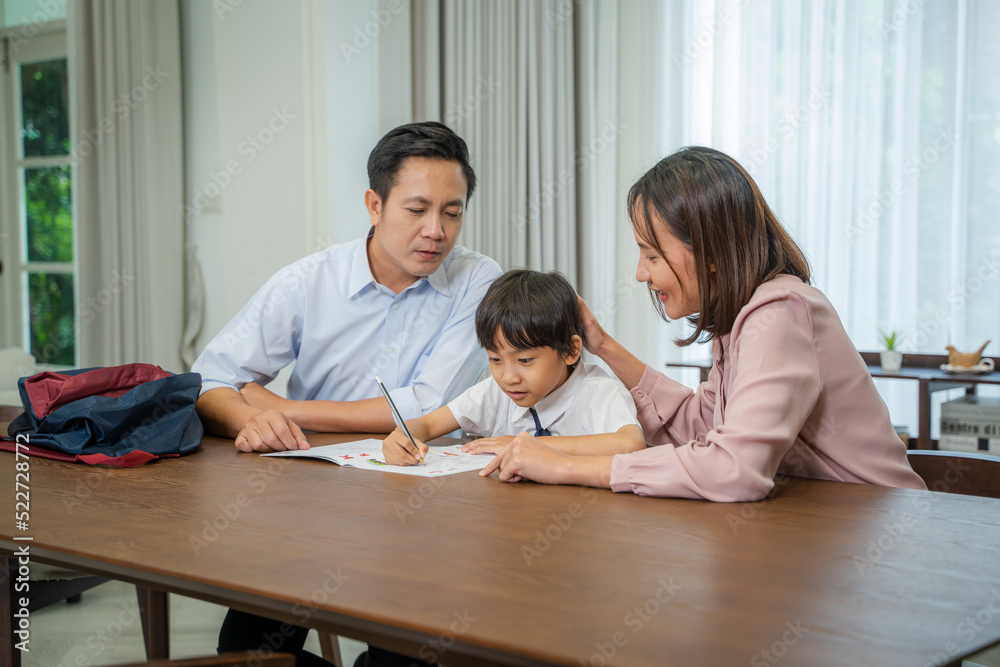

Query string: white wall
182 0 398 362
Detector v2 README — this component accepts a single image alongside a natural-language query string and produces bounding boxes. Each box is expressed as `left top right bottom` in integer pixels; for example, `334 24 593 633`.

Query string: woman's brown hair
627 146 810 346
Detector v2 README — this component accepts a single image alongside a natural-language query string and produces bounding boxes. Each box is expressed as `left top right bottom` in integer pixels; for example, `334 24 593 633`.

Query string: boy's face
487 330 582 408
365 156 468 293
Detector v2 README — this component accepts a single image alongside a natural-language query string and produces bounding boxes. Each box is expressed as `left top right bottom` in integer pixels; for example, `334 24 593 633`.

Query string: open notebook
261 438 492 477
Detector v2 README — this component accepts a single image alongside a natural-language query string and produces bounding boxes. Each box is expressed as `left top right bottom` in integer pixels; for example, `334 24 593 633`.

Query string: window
1 22 75 366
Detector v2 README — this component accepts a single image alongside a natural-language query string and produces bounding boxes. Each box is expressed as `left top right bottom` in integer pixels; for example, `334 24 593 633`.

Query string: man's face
366 157 468 293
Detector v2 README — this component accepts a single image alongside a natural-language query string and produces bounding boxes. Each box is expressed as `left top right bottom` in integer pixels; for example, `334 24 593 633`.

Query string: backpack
2 363 203 466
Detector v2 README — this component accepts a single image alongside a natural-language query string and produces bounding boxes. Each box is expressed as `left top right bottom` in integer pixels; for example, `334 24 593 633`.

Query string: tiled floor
21 579 366 666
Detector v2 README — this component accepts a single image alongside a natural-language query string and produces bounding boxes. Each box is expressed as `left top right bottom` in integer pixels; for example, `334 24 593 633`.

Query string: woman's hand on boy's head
480 432 570 484
382 427 429 466
577 295 607 355
461 435 515 454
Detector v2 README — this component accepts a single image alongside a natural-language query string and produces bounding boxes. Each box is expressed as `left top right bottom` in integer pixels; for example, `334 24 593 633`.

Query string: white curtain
70 0 186 371
672 0 1000 430
407 0 691 374
411 0 581 278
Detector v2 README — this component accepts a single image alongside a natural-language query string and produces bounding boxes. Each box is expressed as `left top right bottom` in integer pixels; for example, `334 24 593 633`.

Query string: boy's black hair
475 269 583 366
367 121 477 204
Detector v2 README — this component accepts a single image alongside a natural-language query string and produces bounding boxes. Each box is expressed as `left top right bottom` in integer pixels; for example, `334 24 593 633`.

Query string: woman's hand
461 435 515 454
480 432 572 484
577 295 608 357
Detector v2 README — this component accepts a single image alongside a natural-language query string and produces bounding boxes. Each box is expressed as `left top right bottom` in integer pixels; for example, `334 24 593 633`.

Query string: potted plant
880 331 903 373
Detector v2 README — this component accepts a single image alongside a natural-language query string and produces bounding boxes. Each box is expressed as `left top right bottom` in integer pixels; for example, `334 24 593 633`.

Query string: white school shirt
447 363 640 438
191 234 502 421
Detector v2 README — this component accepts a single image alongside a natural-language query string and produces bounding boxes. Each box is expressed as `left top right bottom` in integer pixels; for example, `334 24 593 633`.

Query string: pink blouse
610 275 926 500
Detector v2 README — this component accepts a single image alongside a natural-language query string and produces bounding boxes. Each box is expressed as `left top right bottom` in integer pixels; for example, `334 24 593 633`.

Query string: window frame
0 22 75 369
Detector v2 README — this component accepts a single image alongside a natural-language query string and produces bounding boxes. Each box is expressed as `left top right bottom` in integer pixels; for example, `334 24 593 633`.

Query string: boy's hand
240 382 287 411
461 435 515 454
382 426 429 466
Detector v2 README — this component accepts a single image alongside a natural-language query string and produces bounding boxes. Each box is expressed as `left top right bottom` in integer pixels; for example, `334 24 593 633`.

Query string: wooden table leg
137 586 170 659
918 378 931 450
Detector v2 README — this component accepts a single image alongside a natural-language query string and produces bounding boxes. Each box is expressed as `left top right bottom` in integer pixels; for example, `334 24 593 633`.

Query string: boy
383 270 645 465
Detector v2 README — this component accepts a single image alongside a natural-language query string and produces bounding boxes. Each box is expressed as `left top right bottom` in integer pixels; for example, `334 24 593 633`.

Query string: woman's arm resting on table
480 432 615 488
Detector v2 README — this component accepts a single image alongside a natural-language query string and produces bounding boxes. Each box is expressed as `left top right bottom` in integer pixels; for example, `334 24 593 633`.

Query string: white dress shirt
447 363 639 438
191 234 502 421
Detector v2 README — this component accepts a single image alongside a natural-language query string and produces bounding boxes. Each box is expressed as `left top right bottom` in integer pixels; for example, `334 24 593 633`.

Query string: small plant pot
880 349 903 373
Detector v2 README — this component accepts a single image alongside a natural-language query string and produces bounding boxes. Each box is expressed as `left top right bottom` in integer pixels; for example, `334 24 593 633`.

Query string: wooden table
4 433 1000 666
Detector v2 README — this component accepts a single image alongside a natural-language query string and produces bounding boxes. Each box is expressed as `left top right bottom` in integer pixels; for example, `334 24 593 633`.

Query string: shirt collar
512 362 586 427
348 228 452 298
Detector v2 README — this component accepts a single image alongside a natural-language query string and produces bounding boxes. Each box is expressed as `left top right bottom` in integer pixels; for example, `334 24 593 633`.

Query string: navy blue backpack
2 363 203 466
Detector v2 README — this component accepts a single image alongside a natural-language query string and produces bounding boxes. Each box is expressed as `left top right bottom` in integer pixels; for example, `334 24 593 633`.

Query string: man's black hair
367 121 477 203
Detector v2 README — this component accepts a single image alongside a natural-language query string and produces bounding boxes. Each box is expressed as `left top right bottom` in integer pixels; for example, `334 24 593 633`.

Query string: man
194 122 501 667
193 121 501 452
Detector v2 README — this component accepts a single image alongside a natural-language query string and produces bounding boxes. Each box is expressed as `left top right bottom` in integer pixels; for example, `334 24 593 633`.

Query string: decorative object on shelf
879 330 903 373
941 340 993 374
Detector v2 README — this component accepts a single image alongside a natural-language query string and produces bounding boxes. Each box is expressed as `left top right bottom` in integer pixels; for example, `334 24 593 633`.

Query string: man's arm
238 382 396 433
197 387 309 452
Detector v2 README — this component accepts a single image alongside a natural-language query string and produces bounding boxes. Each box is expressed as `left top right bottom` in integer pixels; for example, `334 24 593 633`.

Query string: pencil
374 376 424 465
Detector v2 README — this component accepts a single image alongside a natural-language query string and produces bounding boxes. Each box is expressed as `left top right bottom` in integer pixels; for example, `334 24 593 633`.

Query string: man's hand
461 435 515 455
234 409 309 453
382 426 429 466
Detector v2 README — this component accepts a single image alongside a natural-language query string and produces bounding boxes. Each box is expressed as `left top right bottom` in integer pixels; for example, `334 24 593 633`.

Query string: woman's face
632 213 701 320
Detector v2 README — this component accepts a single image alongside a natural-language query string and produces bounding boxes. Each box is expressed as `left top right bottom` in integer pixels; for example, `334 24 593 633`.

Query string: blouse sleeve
630 357 719 446
611 292 823 501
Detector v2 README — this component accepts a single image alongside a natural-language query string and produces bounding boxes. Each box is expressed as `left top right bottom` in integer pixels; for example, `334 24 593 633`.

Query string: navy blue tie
529 407 551 437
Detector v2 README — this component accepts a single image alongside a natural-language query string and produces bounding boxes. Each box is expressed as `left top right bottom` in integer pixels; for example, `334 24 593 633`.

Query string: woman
480 146 925 500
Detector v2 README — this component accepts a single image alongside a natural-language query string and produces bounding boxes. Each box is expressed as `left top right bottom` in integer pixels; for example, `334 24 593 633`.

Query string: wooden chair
907 450 1000 499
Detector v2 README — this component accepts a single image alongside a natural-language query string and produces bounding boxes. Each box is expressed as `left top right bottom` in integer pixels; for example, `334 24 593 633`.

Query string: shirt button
394 304 400 310
388 347 396 355
636 390 644 397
